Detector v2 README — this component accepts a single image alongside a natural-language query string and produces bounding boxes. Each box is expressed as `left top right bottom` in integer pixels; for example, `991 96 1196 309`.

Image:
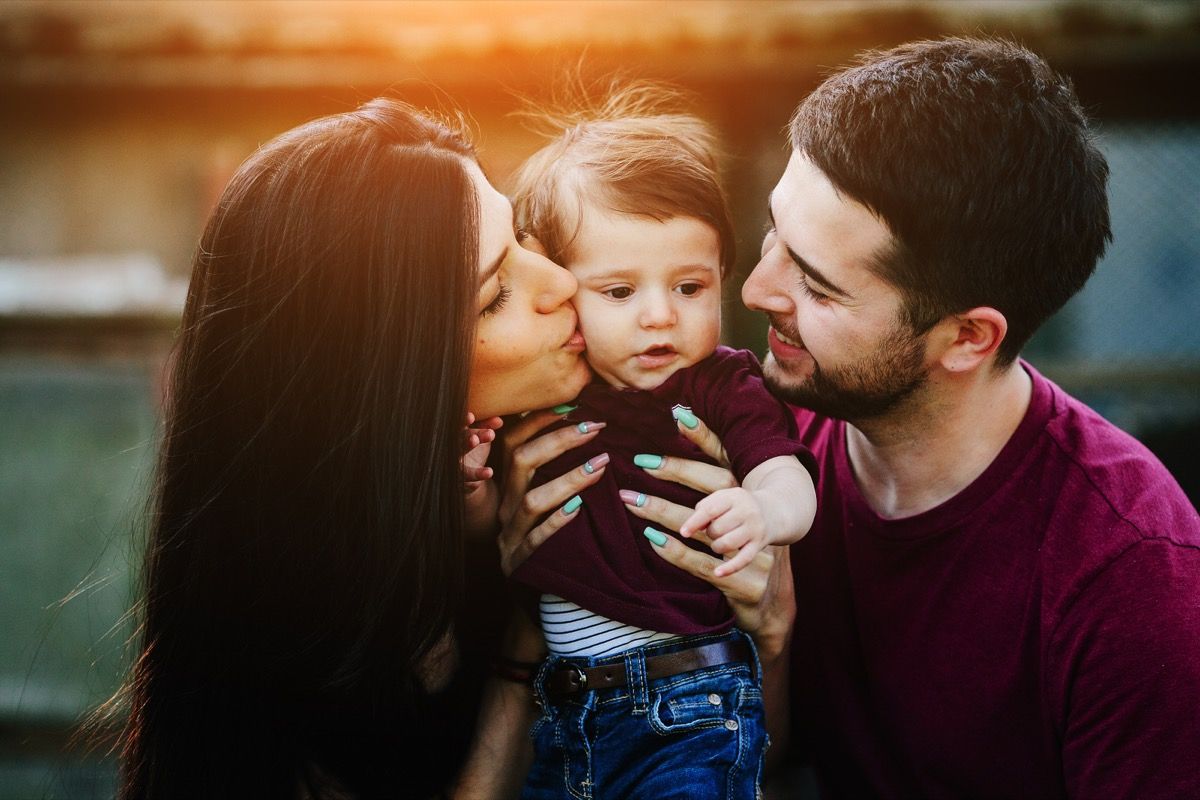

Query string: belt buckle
564 662 588 692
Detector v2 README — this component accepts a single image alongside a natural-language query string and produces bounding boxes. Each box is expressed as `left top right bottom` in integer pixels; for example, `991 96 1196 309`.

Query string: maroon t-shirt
513 346 815 634
788 361 1200 798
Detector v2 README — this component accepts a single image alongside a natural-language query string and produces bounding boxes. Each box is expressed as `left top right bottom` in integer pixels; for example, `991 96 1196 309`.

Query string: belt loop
625 648 649 713
739 629 762 682
531 656 554 710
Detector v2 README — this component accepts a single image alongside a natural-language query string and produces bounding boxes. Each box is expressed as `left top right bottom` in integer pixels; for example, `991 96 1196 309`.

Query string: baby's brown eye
605 287 633 300
677 283 702 296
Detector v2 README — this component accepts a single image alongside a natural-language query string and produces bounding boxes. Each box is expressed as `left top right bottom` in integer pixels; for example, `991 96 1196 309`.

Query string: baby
508 85 818 799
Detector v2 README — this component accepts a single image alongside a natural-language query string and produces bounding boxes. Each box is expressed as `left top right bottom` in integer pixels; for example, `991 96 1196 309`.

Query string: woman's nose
532 254 578 314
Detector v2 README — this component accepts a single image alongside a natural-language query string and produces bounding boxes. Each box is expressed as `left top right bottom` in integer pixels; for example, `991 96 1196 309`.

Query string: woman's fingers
503 501 580 575
499 456 606 574
635 454 737 496
619 490 695 534
642 531 772 607
671 408 730 467
501 422 605 514
503 408 574 450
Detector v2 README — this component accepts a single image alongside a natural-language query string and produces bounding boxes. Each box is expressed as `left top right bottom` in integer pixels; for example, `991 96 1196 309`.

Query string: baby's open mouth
643 346 675 356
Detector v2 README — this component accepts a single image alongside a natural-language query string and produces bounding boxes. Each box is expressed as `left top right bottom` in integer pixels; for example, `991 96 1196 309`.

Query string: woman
118 98 595 799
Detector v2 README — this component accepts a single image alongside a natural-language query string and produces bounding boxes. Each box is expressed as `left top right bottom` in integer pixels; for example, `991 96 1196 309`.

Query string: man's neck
844 362 1033 520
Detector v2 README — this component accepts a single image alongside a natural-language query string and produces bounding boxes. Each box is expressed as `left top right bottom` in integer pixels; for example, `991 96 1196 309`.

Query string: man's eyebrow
766 202 851 300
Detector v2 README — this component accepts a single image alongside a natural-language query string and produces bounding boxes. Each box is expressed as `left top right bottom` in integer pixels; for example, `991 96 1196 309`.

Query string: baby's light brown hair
509 81 735 277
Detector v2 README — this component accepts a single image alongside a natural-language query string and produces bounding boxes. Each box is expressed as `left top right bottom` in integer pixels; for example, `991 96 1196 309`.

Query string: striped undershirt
539 594 680 658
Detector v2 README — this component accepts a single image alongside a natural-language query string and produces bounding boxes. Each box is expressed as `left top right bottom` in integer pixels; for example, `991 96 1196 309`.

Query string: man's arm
1051 537 1200 797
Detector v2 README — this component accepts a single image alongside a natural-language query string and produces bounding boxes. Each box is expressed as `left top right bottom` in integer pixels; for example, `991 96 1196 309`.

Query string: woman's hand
619 414 796 662
621 413 798 767
495 409 608 576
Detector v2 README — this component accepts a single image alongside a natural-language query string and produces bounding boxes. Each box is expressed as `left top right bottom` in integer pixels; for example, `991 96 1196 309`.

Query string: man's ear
932 307 1008 373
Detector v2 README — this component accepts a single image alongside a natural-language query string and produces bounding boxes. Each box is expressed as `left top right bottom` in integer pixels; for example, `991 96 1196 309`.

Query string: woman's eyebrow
480 249 505 286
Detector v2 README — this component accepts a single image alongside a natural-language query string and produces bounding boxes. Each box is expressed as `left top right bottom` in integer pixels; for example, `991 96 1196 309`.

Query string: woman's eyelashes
481 284 511 316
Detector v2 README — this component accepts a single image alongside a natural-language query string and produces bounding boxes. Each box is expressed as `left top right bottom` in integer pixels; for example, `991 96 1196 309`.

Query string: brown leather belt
545 638 752 699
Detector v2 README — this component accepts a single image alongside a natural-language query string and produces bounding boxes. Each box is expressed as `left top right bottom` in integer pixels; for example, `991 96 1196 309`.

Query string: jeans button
707 693 722 706
725 719 739 731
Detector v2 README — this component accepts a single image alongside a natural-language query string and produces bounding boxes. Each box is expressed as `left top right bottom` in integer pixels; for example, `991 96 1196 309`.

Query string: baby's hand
462 412 503 535
679 487 769 578
462 411 502 489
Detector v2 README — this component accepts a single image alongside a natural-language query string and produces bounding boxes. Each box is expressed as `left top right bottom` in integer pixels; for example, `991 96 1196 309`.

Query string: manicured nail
561 495 583 515
553 404 578 415
583 453 610 474
672 406 699 430
643 527 668 547
577 421 590 434
619 490 648 507
633 454 663 470
575 420 605 435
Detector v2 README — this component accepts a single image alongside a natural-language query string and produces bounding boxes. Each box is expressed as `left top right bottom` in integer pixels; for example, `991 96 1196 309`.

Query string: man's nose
742 255 789 314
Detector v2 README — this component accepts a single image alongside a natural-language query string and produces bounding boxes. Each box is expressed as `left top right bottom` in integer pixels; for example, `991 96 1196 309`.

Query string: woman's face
466 161 590 418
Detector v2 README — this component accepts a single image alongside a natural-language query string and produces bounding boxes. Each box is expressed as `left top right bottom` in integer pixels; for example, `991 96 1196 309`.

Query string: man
643 37 1199 798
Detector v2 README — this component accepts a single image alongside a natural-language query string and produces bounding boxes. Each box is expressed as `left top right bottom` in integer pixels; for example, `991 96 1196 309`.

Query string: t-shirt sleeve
691 348 817 484
1048 537 1200 798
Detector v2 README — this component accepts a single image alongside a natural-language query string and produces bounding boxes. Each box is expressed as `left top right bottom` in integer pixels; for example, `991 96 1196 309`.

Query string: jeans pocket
647 669 752 736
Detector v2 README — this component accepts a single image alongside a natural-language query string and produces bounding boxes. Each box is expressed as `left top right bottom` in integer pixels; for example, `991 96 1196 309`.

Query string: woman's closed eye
481 284 511 316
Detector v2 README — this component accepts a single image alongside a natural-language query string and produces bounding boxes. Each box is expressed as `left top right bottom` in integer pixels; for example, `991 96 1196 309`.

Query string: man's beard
764 316 928 422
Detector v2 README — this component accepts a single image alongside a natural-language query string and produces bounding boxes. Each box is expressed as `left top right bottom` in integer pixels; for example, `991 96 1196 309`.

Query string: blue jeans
523 630 767 800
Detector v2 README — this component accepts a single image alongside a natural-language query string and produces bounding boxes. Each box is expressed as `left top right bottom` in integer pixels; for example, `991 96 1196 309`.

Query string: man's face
742 152 930 421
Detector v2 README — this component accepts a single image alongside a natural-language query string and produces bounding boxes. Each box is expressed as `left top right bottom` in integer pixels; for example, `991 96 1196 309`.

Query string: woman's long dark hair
119 99 479 798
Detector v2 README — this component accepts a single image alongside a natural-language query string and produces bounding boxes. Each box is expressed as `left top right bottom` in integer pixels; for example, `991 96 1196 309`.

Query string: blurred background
1 0 1197 796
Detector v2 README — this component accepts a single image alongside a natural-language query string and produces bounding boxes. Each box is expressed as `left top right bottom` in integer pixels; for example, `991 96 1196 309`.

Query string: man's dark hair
790 37 1111 366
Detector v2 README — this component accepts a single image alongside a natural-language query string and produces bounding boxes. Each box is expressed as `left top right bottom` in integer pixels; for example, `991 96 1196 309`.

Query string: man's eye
604 287 633 300
676 283 702 297
798 276 830 303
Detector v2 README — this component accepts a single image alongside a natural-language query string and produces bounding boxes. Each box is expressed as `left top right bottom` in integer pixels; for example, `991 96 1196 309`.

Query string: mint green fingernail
576 422 590 434
562 495 583 515
643 527 668 547
672 406 699 430
634 454 664 469
553 404 578 415
636 493 647 508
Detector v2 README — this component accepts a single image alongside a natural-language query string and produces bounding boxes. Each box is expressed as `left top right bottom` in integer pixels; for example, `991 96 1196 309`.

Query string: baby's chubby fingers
712 541 760 578
679 491 734 539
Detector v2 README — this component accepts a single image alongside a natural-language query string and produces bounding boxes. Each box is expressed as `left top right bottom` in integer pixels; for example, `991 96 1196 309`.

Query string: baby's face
566 207 722 390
